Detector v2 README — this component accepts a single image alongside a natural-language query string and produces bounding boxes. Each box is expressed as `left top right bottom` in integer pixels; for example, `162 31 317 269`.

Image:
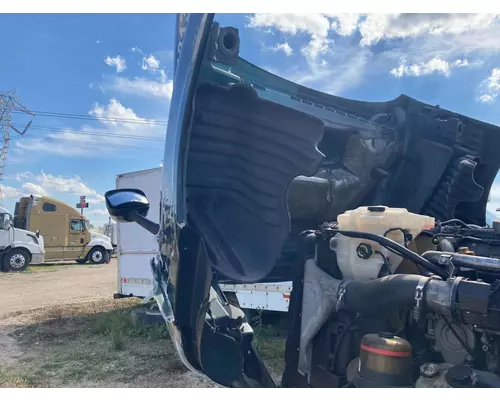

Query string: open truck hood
150 14 500 387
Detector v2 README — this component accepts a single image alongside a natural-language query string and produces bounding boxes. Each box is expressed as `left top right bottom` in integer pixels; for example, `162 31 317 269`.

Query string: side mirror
36 229 40 238
104 189 159 235
105 189 150 222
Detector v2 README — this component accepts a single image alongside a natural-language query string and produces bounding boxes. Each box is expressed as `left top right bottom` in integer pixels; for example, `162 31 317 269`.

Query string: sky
1 13 500 226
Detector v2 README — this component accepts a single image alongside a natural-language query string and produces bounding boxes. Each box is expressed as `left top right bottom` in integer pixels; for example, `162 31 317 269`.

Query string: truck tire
88 247 106 264
3 248 30 272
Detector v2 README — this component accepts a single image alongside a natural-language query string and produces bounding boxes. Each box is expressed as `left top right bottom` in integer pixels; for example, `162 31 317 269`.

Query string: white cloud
103 76 173 100
142 55 160 71
301 35 333 62
247 14 500 100
390 56 483 78
478 68 500 103
390 57 451 78
12 171 104 203
249 14 335 63
17 172 105 204
247 13 368 93
16 171 34 182
22 182 49 196
328 13 361 36
453 59 469 68
104 55 127 73
269 42 294 56
89 98 156 131
358 14 500 47
0 184 21 198
248 13 331 38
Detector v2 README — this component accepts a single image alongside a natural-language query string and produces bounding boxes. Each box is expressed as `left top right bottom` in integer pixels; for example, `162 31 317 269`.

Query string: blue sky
1 13 500 226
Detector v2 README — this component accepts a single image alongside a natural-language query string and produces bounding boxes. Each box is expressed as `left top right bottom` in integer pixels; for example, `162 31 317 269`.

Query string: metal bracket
208 22 240 66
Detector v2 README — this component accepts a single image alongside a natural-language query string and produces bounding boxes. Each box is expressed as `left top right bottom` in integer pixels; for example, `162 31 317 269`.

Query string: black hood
175 32 500 285
150 14 500 386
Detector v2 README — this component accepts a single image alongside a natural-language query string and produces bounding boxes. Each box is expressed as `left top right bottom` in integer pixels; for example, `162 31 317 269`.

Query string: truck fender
87 238 114 251
1 246 31 260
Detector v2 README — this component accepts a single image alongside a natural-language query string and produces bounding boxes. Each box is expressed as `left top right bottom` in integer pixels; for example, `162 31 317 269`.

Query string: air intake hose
341 274 427 314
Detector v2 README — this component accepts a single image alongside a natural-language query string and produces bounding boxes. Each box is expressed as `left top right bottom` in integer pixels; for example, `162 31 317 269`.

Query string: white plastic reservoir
332 206 435 281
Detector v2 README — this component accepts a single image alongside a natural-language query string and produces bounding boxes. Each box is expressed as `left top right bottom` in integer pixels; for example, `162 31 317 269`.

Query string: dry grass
0 299 285 388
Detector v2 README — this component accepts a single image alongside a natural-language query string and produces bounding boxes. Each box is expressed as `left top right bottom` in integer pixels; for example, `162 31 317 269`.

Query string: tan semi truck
13 195 113 264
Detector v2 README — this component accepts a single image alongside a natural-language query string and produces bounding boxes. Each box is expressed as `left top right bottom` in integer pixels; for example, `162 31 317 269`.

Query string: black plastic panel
186 83 324 282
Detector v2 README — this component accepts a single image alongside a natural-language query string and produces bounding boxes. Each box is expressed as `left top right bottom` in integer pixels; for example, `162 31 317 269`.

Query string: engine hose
422 251 500 274
341 274 426 314
330 229 448 279
474 370 500 388
438 238 455 253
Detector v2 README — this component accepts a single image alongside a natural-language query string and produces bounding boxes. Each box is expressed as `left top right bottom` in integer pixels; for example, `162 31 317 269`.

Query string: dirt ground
0 261 116 319
0 260 285 388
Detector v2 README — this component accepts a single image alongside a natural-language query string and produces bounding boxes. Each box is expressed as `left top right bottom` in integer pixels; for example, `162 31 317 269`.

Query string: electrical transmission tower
0 89 34 202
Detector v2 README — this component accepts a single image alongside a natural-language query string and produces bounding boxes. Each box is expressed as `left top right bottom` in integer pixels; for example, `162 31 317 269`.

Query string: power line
11 109 168 125
11 123 166 142
18 136 163 152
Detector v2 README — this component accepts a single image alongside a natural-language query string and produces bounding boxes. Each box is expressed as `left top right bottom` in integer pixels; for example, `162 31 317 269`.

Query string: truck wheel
4 249 30 272
88 247 105 264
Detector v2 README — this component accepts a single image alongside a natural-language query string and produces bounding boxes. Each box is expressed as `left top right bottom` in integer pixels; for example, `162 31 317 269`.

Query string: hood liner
186 83 324 283
185 77 500 285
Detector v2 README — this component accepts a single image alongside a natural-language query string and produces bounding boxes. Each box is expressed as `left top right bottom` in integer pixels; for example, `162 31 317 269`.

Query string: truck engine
281 206 500 388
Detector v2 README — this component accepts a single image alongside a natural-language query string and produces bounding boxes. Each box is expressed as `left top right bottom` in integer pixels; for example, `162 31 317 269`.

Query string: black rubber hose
474 370 500 388
422 251 500 274
342 274 425 314
440 219 472 228
331 229 447 278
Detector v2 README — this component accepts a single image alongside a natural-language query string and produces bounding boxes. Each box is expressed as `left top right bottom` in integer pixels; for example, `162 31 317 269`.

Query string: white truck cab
0 205 45 272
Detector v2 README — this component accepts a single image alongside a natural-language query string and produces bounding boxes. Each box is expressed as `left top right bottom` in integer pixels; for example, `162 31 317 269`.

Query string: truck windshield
0 213 11 230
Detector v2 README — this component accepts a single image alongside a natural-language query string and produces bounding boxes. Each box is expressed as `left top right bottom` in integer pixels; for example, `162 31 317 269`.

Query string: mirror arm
129 211 160 235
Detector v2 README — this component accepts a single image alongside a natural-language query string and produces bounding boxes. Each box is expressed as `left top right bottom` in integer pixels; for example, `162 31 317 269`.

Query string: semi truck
0 204 45 272
114 167 291 313
103 219 117 251
13 195 113 264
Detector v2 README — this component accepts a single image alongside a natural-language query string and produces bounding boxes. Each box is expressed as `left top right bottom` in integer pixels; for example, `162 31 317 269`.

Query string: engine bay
281 206 500 388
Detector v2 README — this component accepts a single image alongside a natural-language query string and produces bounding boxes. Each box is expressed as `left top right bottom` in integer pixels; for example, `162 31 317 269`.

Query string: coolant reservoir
331 206 435 281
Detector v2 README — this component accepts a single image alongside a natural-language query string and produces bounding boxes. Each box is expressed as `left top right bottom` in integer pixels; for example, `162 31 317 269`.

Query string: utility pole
0 89 34 202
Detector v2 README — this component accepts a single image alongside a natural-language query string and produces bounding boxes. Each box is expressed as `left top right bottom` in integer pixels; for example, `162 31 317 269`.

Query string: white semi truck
113 167 291 313
0 205 45 272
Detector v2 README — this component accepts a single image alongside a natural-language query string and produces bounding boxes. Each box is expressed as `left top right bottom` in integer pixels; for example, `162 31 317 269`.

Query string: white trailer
114 167 291 313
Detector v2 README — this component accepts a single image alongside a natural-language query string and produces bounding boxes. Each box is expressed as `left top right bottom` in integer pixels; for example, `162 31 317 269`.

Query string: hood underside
185 68 500 285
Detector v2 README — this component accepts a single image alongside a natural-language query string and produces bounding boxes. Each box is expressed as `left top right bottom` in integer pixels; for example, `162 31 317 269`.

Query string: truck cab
0 205 45 272
103 220 117 252
14 195 113 264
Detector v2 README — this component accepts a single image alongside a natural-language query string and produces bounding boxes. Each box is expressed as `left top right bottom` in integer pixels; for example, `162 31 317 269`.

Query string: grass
1 299 286 388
